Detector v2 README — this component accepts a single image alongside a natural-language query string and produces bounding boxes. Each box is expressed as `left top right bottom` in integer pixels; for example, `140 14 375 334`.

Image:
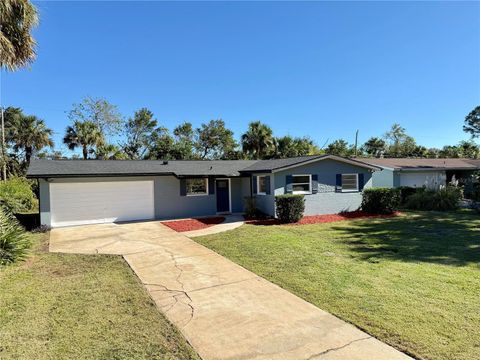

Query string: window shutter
180 178 187 196
265 175 271 195
286 175 293 193
358 173 365 191
252 176 257 194
208 177 215 195
312 174 319 194
336 174 342 192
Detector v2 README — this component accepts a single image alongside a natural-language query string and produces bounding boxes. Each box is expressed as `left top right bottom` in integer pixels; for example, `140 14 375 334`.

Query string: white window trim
256 175 268 196
292 174 312 195
186 178 209 197
341 173 359 192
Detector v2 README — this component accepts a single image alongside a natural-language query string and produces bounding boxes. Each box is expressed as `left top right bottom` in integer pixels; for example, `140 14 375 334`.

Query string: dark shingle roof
360 158 480 171
241 155 380 172
27 155 380 178
27 159 258 178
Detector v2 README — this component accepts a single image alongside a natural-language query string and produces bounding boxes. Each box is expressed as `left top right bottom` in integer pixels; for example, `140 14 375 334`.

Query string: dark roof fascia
27 172 248 179
397 167 479 172
26 172 176 179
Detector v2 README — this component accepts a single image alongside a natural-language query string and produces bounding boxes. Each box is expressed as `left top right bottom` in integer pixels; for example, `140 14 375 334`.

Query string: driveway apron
50 221 411 360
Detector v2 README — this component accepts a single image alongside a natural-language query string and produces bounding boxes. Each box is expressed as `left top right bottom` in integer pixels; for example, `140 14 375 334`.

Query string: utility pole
354 129 359 158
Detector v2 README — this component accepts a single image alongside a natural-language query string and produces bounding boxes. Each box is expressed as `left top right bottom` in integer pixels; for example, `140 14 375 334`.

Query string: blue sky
2 1 479 154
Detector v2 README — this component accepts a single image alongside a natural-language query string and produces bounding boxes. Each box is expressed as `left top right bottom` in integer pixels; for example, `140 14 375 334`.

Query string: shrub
398 186 420 204
361 188 401 214
404 186 463 211
0 207 31 265
275 194 305 223
0 178 38 214
244 196 261 219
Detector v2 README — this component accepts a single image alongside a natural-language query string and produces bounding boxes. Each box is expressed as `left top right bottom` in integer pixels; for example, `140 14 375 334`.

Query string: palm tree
1 0 39 180
241 121 275 159
63 121 104 160
7 114 54 167
0 0 38 71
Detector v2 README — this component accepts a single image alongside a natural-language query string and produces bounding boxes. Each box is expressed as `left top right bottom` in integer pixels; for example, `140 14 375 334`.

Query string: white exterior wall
399 171 446 189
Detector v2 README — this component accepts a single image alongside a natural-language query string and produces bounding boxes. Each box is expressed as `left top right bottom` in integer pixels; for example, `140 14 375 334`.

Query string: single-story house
27 155 380 227
361 158 480 189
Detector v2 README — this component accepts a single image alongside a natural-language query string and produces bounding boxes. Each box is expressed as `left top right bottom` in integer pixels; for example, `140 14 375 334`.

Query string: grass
195 211 480 360
0 233 199 360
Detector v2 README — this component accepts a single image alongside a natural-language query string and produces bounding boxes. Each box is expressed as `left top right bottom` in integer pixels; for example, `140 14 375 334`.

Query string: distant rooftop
360 158 480 171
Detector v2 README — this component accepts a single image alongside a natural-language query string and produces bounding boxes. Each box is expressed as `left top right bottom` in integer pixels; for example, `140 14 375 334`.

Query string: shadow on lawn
331 211 480 266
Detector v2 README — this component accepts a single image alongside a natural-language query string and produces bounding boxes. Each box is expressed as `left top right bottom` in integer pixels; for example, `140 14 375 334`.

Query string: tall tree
173 122 195 159
383 123 420 157
362 137 386 158
63 121 105 160
147 127 176 160
458 140 480 159
273 136 314 158
7 114 54 167
463 106 480 138
68 96 123 137
325 139 352 157
241 121 275 159
123 108 158 159
0 0 39 180
195 119 237 159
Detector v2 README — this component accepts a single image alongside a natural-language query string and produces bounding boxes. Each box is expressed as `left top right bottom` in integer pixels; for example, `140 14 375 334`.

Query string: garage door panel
50 181 155 227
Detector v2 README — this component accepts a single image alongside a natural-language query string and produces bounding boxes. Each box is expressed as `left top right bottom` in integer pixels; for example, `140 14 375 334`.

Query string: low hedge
361 188 401 214
404 186 462 211
275 194 305 223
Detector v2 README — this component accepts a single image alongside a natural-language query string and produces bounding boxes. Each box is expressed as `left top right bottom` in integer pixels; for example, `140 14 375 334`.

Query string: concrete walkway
182 214 245 238
50 221 411 360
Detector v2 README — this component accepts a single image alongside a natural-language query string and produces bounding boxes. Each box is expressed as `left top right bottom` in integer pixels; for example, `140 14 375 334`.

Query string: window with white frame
292 175 311 194
186 178 208 196
257 175 268 195
341 174 358 191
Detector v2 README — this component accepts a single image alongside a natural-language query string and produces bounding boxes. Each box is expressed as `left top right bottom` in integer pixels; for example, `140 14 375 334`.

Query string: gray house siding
252 174 276 216
371 168 395 188
273 159 373 216
38 179 51 226
39 175 250 226
231 177 250 213
154 176 216 219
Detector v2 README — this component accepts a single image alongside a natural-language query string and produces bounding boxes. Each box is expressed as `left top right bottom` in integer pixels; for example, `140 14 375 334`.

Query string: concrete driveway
50 221 411 360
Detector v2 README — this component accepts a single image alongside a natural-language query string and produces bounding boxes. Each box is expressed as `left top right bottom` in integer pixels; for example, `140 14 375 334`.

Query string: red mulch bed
245 211 402 226
161 216 225 232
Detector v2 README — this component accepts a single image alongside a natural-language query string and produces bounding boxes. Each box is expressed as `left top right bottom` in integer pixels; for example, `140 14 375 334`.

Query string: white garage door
50 181 155 227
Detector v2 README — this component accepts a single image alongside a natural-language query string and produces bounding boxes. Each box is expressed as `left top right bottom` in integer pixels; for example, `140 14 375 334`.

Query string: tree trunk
25 146 32 167
83 145 88 160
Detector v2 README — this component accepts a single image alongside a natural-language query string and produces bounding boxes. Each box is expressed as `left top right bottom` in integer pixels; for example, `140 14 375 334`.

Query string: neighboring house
27 155 379 227
361 158 480 189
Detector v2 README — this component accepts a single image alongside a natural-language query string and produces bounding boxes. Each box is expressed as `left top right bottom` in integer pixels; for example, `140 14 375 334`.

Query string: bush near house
361 188 401 214
0 177 38 213
405 186 463 211
275 194 305 223
0 206 31 265
398 186 420 204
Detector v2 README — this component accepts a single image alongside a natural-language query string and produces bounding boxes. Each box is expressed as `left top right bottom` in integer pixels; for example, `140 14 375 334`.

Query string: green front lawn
0 234 199 360
195 211 480 360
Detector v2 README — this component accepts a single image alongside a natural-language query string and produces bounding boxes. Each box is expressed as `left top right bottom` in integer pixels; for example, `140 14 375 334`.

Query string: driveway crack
307 336 372 359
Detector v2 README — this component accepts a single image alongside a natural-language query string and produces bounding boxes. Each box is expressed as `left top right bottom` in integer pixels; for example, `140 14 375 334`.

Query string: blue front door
216 179 230 213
